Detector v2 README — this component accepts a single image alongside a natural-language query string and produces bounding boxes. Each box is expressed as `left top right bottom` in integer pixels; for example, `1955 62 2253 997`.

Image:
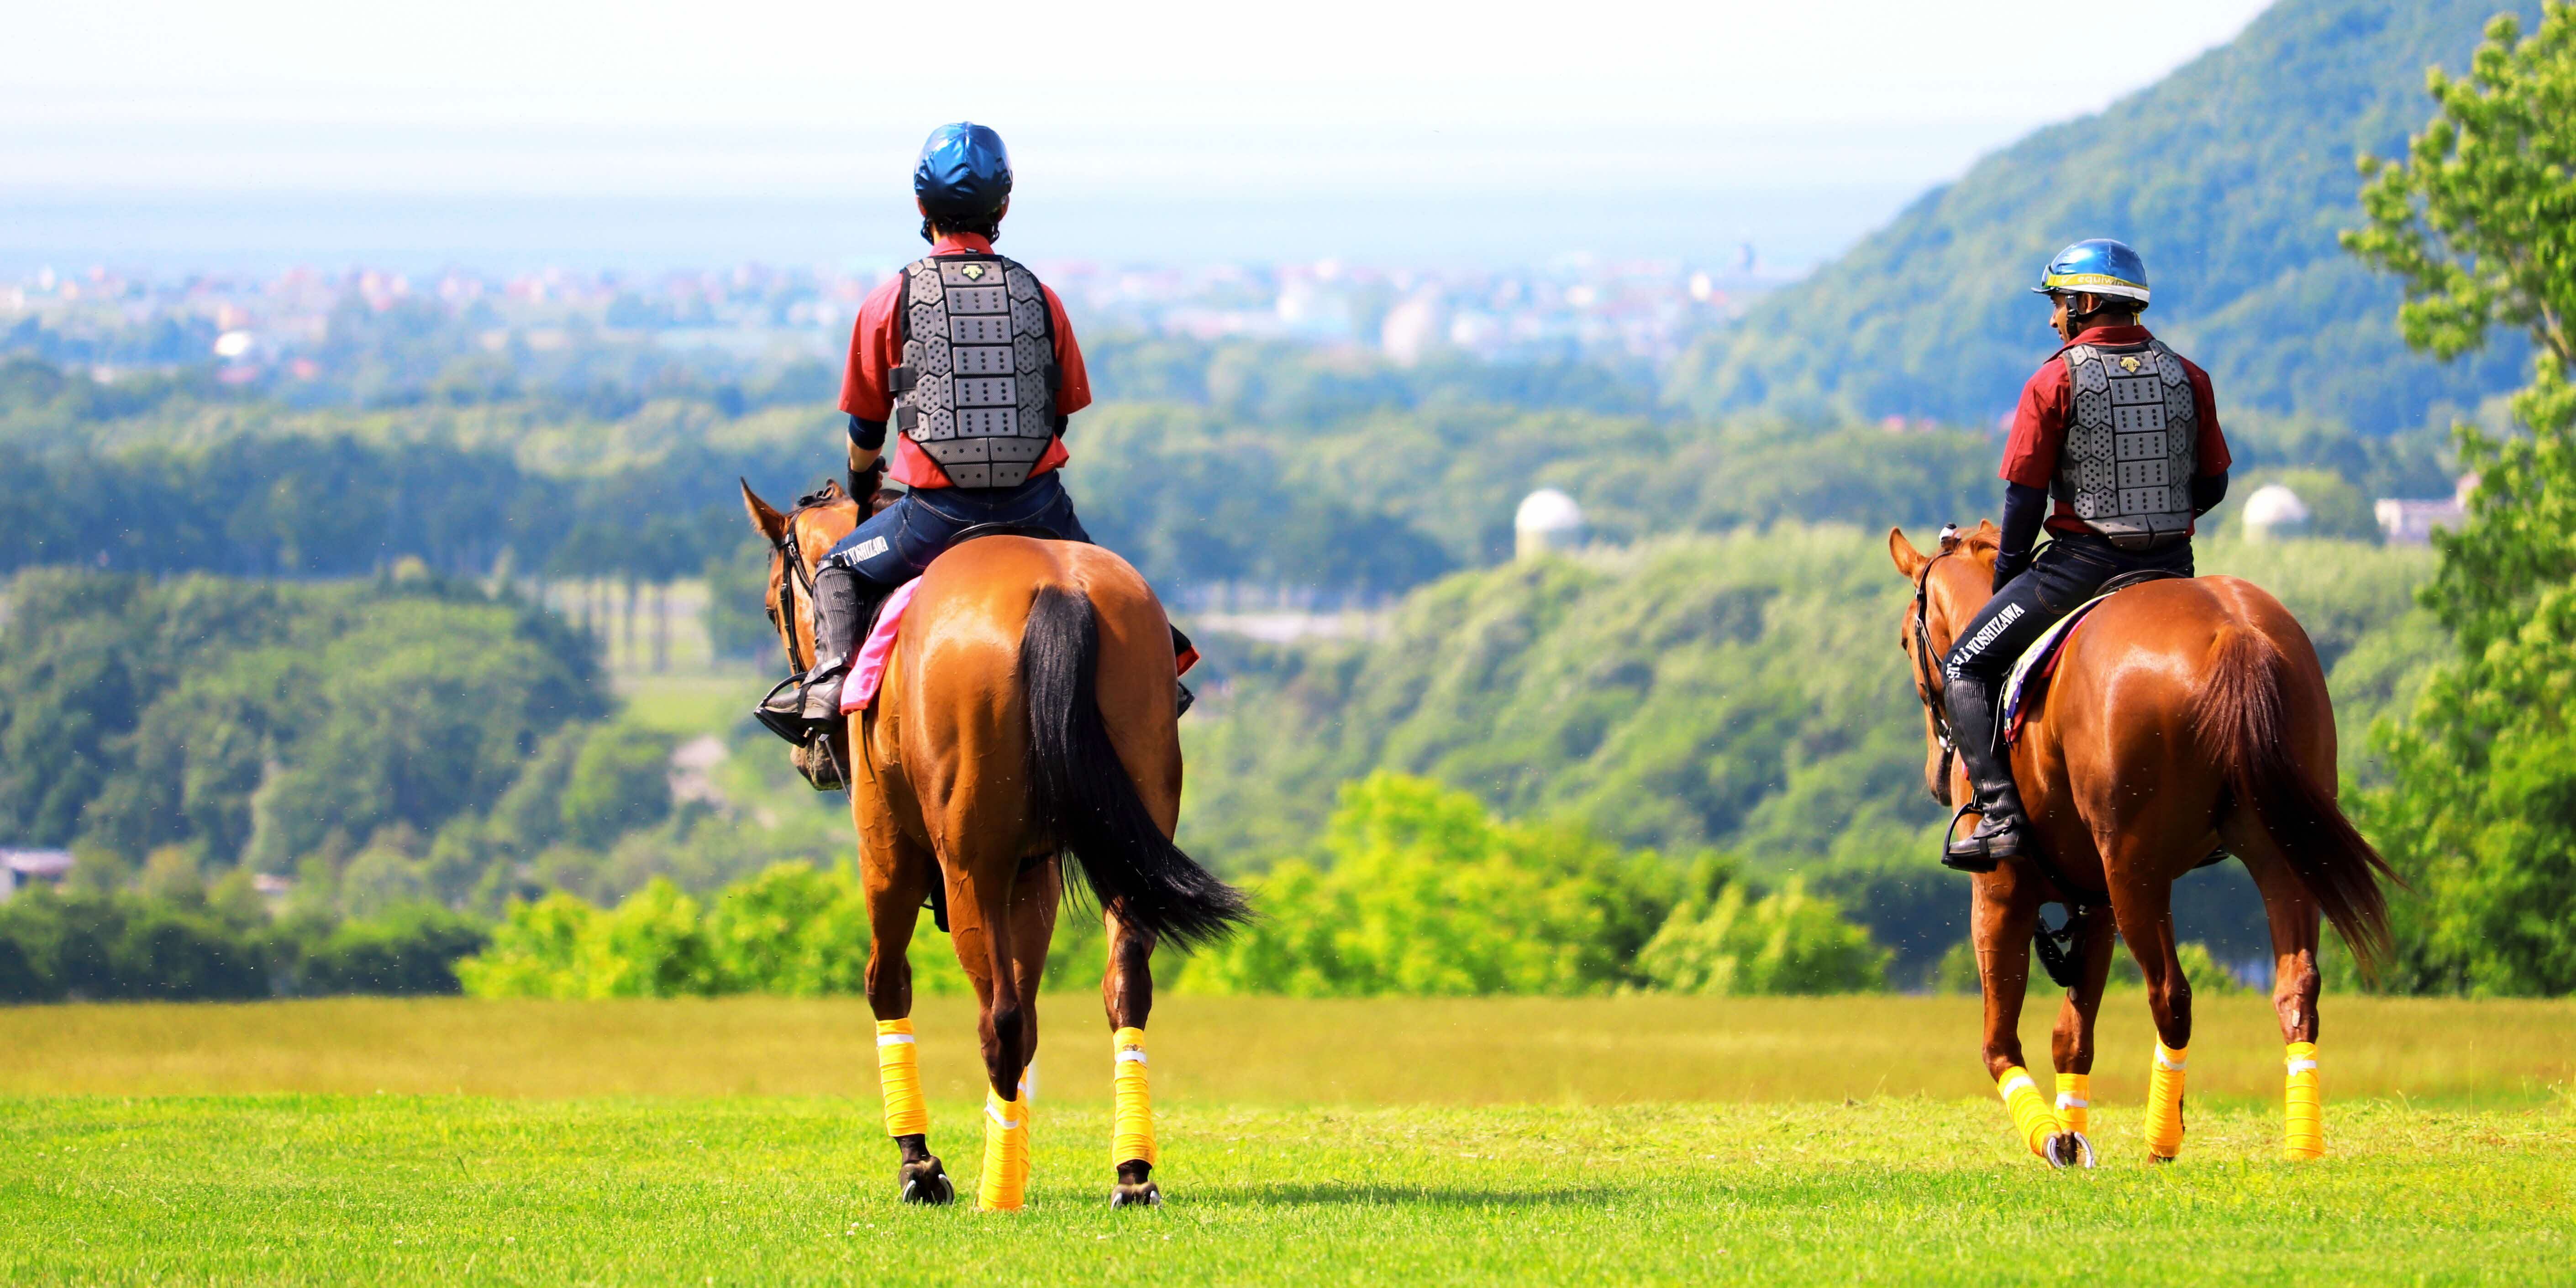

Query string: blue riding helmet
2032 239 2150 305
913 122 1013 225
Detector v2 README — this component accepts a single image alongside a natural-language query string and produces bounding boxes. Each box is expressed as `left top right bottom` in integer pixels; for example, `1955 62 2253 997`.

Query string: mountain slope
1667 0 2536 434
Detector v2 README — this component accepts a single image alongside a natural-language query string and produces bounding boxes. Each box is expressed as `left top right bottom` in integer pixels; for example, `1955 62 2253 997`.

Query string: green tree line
2342 3 2576 995
459 775 1891 1000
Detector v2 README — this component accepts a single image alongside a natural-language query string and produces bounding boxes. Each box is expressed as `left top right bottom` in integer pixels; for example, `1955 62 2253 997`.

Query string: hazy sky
5 0 2279 270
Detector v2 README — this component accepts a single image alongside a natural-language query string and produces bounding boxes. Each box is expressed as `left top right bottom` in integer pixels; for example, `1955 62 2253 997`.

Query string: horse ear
1886 527 1928 578
740 478 787 544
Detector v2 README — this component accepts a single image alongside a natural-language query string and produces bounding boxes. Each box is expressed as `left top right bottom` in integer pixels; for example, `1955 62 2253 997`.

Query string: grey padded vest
892 254 1059 490
2052 340 2198 546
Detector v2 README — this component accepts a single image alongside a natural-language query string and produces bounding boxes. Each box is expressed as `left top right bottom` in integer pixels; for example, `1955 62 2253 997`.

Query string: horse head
1886 519 2002 805
739 478 863 674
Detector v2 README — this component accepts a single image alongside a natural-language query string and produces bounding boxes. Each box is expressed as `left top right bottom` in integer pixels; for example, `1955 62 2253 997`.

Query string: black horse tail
1020 584 1249 949
2191 624 2397 977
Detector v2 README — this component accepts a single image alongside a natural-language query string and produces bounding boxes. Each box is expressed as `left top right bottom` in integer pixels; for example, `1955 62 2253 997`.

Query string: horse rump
1019 584 1249 948
2190 625 2397 975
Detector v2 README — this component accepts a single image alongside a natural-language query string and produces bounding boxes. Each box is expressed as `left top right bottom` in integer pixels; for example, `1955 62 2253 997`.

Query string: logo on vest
2119 356 2142 373
960 263 986 280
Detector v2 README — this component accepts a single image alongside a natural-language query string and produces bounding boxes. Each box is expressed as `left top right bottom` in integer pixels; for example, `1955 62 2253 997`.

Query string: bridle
1902 525 1962 810
750 481 853 766
766 506 821 675
763 482 846 677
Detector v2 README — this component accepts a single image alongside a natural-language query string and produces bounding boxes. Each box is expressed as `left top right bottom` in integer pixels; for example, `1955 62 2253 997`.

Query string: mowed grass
0 997 2569 1285
3 994 2567 1105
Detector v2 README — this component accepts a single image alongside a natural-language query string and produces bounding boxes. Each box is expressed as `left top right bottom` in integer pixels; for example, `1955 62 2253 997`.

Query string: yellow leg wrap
1996 1066 2057 1157
978 1087 1031 1211
1112 1027 1157 1168
2143 1042 2188 1160
2055 1072 2090 1137
2284 1042 2323 1160
875 1019 928 1138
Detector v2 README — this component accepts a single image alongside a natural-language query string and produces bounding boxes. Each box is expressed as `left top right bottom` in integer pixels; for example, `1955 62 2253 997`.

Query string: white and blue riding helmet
2032 239 2150 307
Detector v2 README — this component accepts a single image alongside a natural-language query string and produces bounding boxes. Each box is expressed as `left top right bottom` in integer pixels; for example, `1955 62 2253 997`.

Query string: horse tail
1020 584 1249 949
2190 624 2396 976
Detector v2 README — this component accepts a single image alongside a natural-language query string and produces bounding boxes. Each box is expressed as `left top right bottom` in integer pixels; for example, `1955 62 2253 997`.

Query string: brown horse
742 480 1246 1209
1888 521 2392 1167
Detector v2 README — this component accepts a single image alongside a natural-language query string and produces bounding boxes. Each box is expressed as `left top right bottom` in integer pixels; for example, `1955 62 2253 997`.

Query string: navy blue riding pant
820 472 1092 589
1942 532 2194 684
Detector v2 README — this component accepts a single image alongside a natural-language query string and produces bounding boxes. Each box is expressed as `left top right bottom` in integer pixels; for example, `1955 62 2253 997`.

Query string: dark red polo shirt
837 232 1093 490
2000 324 2232 535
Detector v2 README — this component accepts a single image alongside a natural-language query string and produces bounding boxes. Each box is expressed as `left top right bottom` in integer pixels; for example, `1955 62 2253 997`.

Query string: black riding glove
1993 482 2047 591
2190 469 2229 517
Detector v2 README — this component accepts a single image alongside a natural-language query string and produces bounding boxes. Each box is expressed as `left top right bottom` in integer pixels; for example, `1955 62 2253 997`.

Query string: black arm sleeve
848 415 888 451
1994 482 2048 589
2190 468 2229 516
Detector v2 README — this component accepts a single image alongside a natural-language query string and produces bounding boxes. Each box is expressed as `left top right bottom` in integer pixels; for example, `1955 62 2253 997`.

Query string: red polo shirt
838 233 1093 490
2000 324 2231 535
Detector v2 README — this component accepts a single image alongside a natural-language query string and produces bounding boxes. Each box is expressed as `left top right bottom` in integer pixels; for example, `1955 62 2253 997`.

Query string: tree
2344 4 2576 994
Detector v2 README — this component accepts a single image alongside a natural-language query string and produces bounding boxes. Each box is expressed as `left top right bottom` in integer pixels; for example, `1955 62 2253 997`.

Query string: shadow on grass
1202 1182 1629 1208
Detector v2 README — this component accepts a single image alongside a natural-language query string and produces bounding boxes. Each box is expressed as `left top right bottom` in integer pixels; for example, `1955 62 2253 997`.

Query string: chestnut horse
1889 521 2392 1167
742 480 1246 1209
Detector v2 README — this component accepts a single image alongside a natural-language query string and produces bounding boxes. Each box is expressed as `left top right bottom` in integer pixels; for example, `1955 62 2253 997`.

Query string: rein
1903 535 1961 810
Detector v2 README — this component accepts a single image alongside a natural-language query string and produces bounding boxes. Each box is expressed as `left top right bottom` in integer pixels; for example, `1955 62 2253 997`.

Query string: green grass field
1 996 2569 1284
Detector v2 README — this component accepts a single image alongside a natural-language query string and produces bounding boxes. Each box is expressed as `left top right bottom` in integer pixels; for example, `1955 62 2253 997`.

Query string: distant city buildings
0 252 1789 392
2376 476 2475 547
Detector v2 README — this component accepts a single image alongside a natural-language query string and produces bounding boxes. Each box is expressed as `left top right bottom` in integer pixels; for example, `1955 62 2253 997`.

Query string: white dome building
1514 488 1587 560
2242 483 2312 541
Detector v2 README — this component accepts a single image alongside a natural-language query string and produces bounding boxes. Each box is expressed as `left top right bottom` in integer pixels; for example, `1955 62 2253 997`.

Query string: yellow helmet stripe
2042 272 2148 293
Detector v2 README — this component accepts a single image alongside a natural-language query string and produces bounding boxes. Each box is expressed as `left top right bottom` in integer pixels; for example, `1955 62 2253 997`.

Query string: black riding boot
1941 672 2030 873
800 564 874 723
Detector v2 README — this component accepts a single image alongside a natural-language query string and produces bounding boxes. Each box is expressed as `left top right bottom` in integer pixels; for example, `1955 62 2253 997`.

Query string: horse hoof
1109 1181 1163 1209
899 1160 955 1206
2044 1132 2096 1170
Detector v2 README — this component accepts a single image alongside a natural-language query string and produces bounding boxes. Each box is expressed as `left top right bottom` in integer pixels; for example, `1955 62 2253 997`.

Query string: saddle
1998 569 2188 750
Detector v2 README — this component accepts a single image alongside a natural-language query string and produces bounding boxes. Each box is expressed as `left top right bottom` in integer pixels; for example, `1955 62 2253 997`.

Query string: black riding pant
820 471 1092 590
1943 532 2196 686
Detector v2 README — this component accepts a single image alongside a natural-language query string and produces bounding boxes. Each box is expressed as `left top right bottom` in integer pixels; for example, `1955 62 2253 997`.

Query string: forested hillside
1180 529 2439 973
0 572 605 870
1668 0 2537 434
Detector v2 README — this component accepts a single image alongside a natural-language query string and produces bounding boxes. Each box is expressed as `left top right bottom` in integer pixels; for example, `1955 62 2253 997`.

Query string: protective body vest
892 253 1059 490
2052 339 2198 545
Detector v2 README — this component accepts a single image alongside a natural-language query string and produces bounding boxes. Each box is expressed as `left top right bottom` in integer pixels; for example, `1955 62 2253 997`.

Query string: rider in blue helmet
758 122 1192 766
1933 239 2235 872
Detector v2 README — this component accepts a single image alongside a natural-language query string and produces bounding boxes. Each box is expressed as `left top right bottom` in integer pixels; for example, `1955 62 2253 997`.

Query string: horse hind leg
2108 872 2193 1162
1102 903 1162 1207
2231 822 2327 1160
951 853 1059 1212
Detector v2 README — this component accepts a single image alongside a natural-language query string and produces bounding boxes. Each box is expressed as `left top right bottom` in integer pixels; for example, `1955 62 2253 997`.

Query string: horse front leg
861 828 952 1204
1975 865 2077 1165
2043 904 2117 1168
1101 903 1161 1207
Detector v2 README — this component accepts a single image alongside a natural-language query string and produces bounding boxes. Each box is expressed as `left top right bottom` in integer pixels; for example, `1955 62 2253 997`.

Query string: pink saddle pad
838 580 921 714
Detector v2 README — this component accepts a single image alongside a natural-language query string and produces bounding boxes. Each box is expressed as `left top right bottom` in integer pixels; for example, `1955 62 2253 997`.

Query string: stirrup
1942 800 2018 874
754 675 819 747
